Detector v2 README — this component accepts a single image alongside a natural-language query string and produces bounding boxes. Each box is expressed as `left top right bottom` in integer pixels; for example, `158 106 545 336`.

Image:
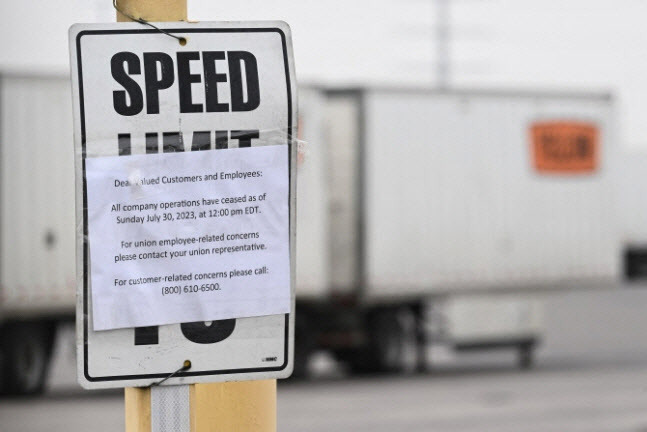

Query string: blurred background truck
618 151 647 282
0 73 621 393
294 86 618 375
0 73 75 394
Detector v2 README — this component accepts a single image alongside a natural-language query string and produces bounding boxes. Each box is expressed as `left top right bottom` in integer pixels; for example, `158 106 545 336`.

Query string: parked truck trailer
0 74 619 392
618 151 647 281
0 73 75 393
294 86 618 375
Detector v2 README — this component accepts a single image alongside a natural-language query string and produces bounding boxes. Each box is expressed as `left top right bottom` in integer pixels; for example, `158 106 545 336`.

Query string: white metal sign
69 22 296 388
86 146 291 331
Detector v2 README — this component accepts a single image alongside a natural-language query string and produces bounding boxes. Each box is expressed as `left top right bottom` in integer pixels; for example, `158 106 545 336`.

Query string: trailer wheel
292 312 313 379
517 341 535 370
349 308 417 374
0 322 55 395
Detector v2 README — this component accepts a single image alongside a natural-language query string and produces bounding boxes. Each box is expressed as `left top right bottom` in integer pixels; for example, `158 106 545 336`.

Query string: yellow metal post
116 1 278 430
116 0 187 22
125 386 152 432
190 380 277 432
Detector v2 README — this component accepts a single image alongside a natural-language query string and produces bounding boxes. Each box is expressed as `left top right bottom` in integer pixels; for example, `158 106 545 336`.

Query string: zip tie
149 360 192 387
112 0 187 45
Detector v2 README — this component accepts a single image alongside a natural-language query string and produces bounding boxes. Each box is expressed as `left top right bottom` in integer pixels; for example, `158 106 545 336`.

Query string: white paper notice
85 145 290 331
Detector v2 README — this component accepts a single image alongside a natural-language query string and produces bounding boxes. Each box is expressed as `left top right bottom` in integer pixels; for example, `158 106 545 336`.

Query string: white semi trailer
295 86 619 375
0 73 620 392
617 151 647 281
0 73 75 394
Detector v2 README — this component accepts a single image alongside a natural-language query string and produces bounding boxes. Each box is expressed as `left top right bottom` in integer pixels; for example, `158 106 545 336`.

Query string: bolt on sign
530 121 599 174
69 22 296 389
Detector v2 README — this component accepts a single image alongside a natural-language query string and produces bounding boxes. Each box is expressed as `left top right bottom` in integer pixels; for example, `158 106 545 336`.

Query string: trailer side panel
0 75 76 316
363 91 618 297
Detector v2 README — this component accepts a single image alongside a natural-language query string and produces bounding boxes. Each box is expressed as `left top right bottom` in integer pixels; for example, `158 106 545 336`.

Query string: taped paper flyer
86 146 290 330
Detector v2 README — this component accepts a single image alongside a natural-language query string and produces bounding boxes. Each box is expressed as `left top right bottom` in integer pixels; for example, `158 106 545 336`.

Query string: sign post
70 1 295 430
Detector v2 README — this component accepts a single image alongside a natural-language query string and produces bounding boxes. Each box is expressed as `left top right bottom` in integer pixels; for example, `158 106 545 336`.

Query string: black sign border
76 27 292 383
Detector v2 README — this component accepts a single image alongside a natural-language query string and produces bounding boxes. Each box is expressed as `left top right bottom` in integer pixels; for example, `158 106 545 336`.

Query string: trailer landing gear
0 322 56 395
344 307 417 374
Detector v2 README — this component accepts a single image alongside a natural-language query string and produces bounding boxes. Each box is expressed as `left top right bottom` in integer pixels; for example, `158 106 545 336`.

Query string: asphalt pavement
3 286 647 432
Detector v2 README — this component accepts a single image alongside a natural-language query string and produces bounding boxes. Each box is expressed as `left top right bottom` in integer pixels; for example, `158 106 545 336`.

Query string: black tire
0 322 55 395
291 313 313 379
348 308 417 374
517 342 535 370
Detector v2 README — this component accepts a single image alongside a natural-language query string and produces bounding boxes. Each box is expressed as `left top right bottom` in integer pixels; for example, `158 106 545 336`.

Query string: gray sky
1 0 646 148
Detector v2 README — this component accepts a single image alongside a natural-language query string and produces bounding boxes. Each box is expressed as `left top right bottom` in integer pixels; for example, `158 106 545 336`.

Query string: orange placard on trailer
531 121 598 173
